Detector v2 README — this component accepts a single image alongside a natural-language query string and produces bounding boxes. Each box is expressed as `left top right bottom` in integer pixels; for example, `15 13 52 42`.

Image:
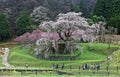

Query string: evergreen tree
94 0 120 21
94 0 120 33
70 4 80 12
15 14 31 36
79 0 90 17
108 15 120 34
0 13 10 41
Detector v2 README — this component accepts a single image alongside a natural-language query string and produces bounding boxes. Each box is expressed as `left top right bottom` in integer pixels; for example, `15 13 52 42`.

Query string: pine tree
108 15 120 34
79 0 90 17
0 13 10 41
15 13 31 36
94 0 120 21
94 0 120 34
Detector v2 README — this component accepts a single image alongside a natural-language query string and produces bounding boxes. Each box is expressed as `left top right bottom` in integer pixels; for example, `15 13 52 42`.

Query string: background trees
0 0 97 41
94 0 120 21
79 0 90 17
108 16 120 34
94 0 120 34
0 13 10 41
0 0 119 42
15 13 31 36
94 0 110 20
30 6 50 25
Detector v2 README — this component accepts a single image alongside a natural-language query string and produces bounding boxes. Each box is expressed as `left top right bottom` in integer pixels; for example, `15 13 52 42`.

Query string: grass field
0 42 119 77
6 43 109 67
0 42 118 67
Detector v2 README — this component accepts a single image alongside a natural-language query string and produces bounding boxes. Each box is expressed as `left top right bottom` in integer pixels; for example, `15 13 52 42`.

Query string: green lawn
3 43 118 68
0 42 119 77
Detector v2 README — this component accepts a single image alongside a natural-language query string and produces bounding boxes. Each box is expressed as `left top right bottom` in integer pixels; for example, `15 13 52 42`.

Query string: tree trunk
58 43 66 54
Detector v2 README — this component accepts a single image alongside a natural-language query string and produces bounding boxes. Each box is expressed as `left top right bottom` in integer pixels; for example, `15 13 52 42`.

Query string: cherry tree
35 12 99 57
14 12 103 58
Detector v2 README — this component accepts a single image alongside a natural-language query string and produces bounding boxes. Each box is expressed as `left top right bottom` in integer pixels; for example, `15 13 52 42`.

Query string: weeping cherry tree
35 12 100 58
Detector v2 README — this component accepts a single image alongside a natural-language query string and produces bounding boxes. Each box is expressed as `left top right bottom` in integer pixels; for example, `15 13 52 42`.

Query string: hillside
0 0 97 19
0 0 97 37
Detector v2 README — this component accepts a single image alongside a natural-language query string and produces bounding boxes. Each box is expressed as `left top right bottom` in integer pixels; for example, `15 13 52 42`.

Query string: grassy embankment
0 42 118 68
0 42 119 77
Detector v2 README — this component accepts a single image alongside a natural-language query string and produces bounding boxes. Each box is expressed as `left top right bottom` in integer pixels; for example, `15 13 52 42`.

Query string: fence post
116 66 118 72
93 71 95 75
70 65 72 70
79 66 80 70
108 72 110 76
36 70 37 75
21 71 23 75
106 66 109 71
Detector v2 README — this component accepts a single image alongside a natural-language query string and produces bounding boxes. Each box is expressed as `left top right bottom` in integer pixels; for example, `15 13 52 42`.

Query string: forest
0 0 97 41
0 0 119 41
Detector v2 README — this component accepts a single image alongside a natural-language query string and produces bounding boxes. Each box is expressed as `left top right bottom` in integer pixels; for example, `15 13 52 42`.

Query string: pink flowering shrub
13 29 59 44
